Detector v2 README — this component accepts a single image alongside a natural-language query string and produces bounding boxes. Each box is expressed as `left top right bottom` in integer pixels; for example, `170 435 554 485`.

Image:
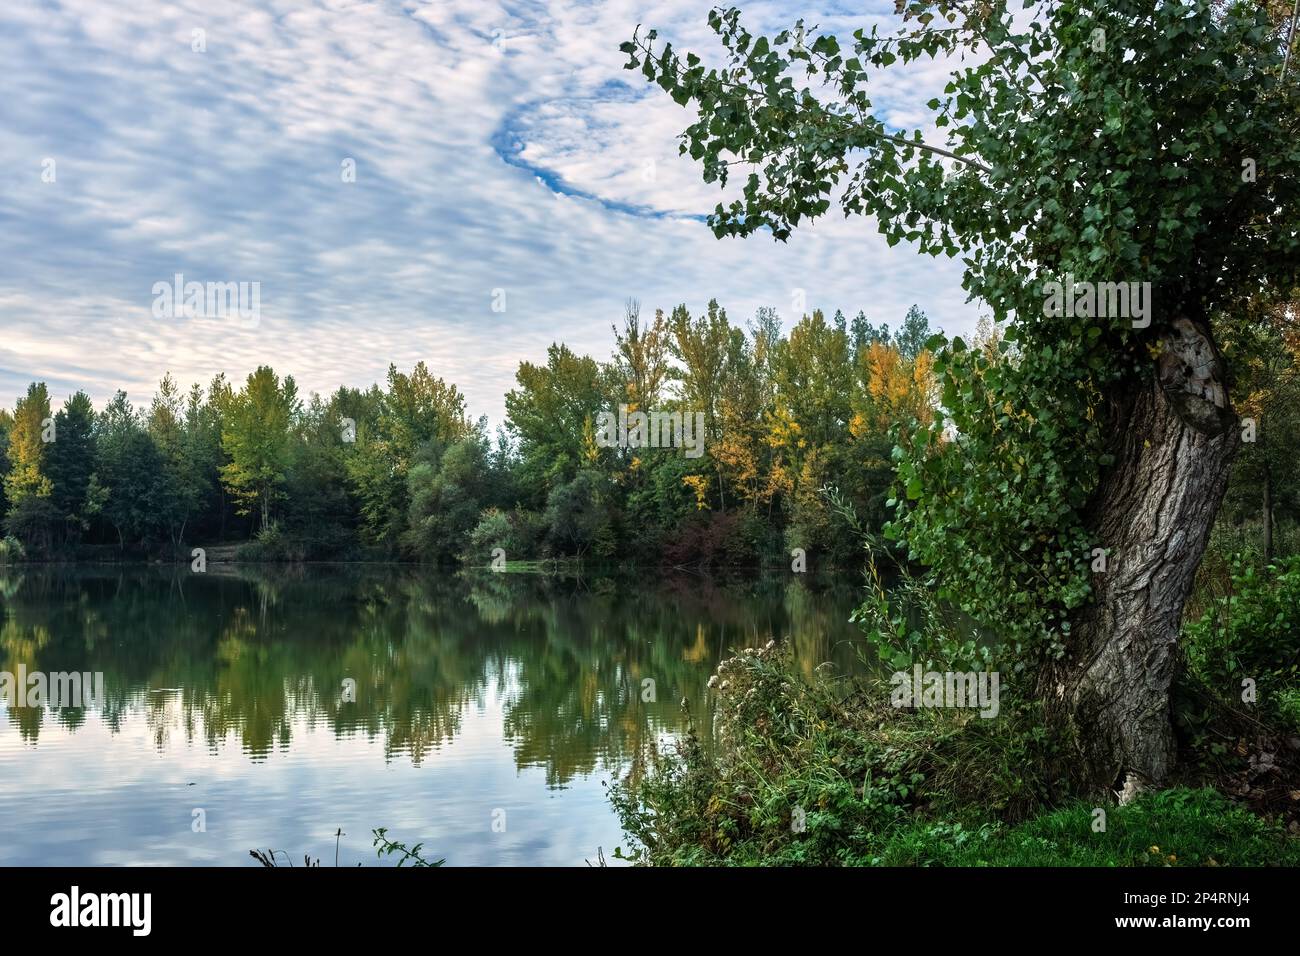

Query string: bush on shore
610 552 1300 866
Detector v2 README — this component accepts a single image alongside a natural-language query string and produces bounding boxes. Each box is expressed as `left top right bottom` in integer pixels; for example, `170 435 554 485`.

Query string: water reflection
0 566 868 865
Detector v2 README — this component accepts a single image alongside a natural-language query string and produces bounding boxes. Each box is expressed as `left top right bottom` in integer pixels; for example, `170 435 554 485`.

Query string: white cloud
0 0 981 422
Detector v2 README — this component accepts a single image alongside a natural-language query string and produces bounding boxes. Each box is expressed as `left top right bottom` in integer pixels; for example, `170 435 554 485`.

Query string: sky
0 0 978 425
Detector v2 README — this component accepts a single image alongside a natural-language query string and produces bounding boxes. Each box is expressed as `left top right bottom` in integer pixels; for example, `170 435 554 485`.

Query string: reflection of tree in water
485 573 873 787
0 615 51 741
0 567 868 785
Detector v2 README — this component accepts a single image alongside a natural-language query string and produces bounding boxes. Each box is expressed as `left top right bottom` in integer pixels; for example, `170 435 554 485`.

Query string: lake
0 566 869 866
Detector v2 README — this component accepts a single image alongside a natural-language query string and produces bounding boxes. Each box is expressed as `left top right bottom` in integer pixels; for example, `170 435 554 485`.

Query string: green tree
147 374 203 544
775 309 853 450
0 409 13 519
178 380 225 541
47 391 99 545
667 300 732 440
346 364 469 550
623 0 1300 791
401 432 492 562
894 305 931 362
96 392 169 548
666 300 745 512
220 367 300 533
612 300 673 410
1220 299 1300 559
273 393 359 556
4 382 52 504
544 468 617 559
3 383 55 552
505 344 608 502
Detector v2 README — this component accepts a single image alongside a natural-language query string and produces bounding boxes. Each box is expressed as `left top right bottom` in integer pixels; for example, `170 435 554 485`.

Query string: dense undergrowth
611 538 1300 867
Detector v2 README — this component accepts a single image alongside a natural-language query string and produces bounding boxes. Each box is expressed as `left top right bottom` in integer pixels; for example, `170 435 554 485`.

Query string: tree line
0 302 936 567
2 295 1293 571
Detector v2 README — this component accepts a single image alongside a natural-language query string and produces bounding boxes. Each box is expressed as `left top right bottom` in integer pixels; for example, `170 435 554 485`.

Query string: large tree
96 391 169 548
346 363 470 549
3 383 56 552
220 367 300 533
4 382 52 505
623 0 1300 793
47 390 99 544
505 344 609 500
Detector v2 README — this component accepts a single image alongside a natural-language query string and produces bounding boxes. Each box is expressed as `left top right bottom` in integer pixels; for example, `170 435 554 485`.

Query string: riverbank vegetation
605 0 1300 865
611 553 1300 865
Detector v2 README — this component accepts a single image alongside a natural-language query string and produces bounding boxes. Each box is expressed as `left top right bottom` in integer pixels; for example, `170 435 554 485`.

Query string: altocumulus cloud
0 0 976 422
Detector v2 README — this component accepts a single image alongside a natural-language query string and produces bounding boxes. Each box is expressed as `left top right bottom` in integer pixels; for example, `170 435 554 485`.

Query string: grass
874 788 1300 867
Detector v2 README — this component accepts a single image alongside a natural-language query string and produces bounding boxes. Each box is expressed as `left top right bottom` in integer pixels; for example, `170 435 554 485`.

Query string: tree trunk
1045 316 1239 797
1262 437 1273 565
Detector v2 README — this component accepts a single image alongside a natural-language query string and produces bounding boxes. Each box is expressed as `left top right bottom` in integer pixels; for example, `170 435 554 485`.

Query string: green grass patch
874 788 1299 867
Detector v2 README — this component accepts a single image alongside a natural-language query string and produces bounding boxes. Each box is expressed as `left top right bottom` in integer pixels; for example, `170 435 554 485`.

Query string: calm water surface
0 566 868 866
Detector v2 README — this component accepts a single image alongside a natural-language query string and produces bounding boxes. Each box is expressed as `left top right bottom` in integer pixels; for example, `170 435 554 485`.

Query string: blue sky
0 0 977 424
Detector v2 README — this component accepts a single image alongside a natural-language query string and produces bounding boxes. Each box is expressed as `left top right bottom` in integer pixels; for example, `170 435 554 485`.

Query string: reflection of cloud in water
0 566 870 864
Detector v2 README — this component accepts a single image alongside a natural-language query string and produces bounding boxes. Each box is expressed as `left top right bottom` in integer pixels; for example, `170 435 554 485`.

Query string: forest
1 297 1292 574
0 301 947 568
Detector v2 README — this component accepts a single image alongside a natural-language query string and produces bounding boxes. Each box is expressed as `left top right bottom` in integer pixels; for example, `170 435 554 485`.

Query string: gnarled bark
1045 315 1239 797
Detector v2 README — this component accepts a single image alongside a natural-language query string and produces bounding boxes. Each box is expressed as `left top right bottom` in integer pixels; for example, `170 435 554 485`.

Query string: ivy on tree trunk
623 0 1300 792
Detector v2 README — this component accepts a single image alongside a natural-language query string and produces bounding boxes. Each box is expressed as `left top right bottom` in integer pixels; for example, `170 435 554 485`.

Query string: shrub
543 470 617 559
610 639 1300 866
236 522 306 562
467 507 546 563
610 639 1060 866
0 534 26 563
1182 555 1300 723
